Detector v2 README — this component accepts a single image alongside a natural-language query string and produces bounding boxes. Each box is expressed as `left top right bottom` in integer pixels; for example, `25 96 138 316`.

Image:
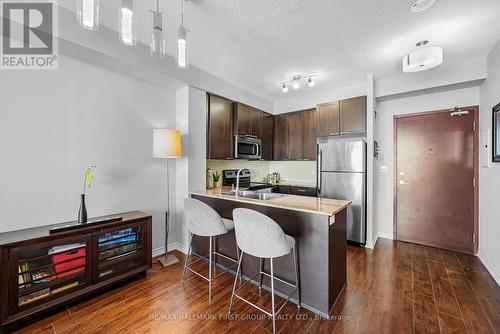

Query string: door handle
317 149 322 196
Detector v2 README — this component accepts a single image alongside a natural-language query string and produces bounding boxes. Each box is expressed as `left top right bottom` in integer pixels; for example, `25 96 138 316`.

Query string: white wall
373 86 480 243
0 55 176 252
274 82 366 114
479 41 500 284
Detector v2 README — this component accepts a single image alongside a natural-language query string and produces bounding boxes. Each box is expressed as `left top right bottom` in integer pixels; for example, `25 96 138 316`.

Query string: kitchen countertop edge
190 189 351 217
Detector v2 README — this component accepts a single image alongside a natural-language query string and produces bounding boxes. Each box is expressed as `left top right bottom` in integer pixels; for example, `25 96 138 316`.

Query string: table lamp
153 129 181 267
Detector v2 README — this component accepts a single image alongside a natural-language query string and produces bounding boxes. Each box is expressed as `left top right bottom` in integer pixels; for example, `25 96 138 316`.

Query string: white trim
478 253 500 287
152 242 188 257
369 231 394 249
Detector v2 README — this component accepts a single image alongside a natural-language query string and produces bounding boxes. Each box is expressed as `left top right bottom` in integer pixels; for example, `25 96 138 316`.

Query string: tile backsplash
206 160 316 185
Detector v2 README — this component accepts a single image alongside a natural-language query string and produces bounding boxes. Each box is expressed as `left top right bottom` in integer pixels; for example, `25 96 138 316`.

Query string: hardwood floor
11 238 500 334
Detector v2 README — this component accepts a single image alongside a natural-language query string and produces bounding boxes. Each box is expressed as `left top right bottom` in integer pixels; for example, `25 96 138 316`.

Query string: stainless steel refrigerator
317 140 367 245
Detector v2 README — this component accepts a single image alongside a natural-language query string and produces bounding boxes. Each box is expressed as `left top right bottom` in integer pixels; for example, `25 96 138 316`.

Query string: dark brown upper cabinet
340 96 366 134
287 112 304 160
251 108 263 138
317 101 340 136
234 103 262 138
207 94 233 160
302 109 317 160
261 112 274 160
274 114 289 161
317 96 366 137
273 109 317 161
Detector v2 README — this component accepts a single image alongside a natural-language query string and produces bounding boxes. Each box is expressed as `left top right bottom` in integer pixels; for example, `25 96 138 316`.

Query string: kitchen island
189 188 350 316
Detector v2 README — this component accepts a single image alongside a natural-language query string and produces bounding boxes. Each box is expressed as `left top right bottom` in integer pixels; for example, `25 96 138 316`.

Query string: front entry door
395 107 478 254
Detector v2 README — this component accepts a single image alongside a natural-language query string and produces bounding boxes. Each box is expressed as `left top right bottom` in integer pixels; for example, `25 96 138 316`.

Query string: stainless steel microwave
234 135 262 160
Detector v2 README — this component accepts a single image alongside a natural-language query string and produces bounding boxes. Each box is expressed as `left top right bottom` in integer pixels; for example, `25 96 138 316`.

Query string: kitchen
1 0 499 333
204 94 367 245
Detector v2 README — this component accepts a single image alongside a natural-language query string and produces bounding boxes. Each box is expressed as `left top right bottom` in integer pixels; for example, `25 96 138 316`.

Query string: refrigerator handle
317 148 322 196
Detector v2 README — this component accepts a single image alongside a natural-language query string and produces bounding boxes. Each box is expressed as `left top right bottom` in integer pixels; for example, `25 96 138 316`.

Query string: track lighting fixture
279 73 317 93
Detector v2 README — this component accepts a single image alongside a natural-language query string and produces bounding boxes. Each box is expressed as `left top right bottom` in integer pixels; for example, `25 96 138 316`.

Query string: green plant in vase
78 165 96 223
213 171 221 187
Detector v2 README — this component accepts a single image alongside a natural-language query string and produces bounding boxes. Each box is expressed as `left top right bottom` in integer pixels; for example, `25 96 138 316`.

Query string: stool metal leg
181 232 193 282
208 236 213 301
270 258 276 334
235 243 242 280
228 251 244 314
259 258 264 289
293 245 300 308
213 236 218 279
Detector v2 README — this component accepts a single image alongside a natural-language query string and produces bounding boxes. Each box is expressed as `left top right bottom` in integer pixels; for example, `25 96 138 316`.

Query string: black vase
78 194 87 223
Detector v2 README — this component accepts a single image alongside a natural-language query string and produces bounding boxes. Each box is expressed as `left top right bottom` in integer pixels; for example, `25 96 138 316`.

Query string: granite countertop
191 188 351 217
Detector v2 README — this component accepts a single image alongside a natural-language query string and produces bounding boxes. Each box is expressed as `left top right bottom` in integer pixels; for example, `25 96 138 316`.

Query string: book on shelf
48 243 85 255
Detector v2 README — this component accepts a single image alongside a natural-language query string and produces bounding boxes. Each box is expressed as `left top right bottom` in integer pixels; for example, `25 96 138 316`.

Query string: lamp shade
153 129 181 158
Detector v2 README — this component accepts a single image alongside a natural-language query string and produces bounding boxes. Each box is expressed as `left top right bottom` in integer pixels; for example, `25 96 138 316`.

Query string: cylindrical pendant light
150 0 166 57
120 0 137 46
177 0 188 68
77 0 99 30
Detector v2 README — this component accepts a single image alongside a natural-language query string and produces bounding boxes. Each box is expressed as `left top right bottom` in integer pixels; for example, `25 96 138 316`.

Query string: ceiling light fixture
410 0 437 13
402 40 443 73
282 83 288 93
279 73 317 93
119 0 137 46
77 0 99 30
150 0 166 57
177 0 188 69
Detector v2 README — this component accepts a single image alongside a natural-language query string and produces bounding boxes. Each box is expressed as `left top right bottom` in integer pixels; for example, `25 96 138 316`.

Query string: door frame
393 106 479 254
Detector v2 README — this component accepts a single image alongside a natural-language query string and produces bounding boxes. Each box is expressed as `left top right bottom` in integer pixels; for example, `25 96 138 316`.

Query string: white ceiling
59 0 500 101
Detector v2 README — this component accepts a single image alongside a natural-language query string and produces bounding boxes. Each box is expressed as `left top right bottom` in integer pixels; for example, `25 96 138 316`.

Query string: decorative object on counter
213 170 221 188
272 172 281 184
206 167 215 189
263 173 274 184
78 164 96 223
153 128 182 267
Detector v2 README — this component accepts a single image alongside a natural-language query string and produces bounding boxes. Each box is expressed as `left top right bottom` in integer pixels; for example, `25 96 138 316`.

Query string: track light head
307 77 315 87
281 83 288 93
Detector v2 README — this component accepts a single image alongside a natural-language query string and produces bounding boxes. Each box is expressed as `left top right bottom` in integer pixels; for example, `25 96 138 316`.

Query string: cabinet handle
297 189 306 192
329 132 337 136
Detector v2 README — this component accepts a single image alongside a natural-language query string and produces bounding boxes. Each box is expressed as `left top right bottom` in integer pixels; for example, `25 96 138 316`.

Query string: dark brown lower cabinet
0 211 152 331
274 185 317 197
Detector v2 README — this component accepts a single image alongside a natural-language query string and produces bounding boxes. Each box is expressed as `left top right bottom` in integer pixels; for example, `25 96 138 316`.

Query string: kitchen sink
220 190 284 201
240 192 284 200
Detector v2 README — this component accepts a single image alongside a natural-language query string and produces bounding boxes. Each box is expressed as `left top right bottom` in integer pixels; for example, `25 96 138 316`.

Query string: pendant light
177 0 188 68
77 0 99 30
403 40 443 73
120 0 137 46
150 0 166 57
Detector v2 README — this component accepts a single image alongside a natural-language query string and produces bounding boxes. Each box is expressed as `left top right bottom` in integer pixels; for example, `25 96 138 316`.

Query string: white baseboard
152 242 188 257
370 231 394 249
478 253 500 287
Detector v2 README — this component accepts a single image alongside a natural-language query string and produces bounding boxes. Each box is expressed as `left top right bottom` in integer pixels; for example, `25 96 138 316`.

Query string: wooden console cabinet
0 211 152 331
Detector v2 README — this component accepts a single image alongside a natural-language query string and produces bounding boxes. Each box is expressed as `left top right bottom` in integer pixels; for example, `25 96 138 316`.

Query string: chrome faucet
235 168 244 198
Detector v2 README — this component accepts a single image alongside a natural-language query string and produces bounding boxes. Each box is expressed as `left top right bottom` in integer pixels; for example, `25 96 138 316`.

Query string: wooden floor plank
427 260 462 318
447 271 495 334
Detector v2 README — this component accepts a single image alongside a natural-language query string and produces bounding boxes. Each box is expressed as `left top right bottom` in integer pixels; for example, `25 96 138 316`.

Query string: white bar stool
182 198 240 301
228 208 300 334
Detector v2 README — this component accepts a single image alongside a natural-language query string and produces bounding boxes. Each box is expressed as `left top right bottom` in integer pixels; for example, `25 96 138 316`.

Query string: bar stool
228 208 300 334
182 198 240 301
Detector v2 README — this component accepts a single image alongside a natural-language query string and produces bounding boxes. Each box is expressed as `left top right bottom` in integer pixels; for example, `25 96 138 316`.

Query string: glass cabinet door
95 222 147 281
11 235 92 312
